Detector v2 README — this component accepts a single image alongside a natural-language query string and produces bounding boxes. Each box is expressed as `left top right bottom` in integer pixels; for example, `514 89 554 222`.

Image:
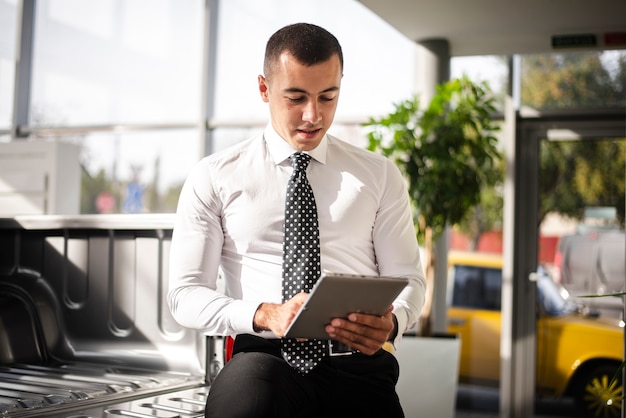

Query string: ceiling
358 0 626 56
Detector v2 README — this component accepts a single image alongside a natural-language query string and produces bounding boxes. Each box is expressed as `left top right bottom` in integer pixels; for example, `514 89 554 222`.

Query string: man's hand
253 293 309 337
325 306 396 355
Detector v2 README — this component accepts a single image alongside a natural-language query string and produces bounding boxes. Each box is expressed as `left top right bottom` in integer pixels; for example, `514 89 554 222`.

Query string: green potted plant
364 75 502 334
364 76 502 418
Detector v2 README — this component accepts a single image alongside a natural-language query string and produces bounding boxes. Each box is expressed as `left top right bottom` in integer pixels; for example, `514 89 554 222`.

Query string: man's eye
287 96 305 103
320 96 336 102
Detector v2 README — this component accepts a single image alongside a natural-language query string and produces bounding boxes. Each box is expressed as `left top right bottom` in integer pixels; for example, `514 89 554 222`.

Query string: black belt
233 335 358 358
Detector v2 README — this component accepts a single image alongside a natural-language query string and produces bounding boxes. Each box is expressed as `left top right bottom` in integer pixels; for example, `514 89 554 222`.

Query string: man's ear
258 75 269 103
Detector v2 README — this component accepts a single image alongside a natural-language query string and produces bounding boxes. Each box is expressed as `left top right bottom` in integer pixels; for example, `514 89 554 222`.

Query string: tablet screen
284 273 409 339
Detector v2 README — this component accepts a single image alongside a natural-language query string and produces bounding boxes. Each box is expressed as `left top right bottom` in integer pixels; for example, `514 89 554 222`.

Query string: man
168 22 426 417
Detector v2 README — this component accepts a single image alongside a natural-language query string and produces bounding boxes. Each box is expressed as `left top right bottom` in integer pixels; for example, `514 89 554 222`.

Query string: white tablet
284 273 409 339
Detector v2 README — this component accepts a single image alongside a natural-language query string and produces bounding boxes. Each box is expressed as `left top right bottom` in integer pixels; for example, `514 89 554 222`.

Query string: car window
536 274 579 316
451 264 502 311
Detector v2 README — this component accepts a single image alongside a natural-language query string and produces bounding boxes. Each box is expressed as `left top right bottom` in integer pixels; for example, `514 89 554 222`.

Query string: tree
523 50 626 227
364 76 502 334
540 139 626 227
365 77 502 241
522 51 626 109
81 166 117 214
457 157 504 250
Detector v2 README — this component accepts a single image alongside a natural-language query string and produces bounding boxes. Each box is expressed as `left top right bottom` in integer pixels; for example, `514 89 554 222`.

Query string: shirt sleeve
167 160 260 336
372 159 427 345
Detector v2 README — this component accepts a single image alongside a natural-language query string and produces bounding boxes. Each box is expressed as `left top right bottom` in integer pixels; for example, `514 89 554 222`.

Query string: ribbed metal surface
0 363 207 417
0 217 217 418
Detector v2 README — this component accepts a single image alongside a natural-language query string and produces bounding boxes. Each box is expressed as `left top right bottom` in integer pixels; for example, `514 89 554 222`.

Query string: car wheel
572 364 622 418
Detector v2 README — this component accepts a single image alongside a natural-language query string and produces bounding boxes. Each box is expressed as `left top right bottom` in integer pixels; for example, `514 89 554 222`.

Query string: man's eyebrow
283 86 340 94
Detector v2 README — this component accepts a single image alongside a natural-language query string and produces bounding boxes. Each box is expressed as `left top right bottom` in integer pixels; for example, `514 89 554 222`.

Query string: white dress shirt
168 124 426 344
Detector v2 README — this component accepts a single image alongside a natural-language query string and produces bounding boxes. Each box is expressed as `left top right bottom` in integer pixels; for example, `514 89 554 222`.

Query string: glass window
451 265 502 311
30 0 204 127
71 129 199 213
451 55 509 112
0 0 17 129
521 50 626 110
214 0 418 123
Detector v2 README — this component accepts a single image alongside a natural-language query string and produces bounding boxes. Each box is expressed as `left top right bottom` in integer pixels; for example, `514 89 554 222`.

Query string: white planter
395 334 461 418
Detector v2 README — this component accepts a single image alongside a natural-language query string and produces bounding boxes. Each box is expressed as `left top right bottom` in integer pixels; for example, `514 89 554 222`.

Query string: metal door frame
501 107 626 417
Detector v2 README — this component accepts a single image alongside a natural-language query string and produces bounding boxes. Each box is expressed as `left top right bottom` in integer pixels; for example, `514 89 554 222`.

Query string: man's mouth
297 127 321 135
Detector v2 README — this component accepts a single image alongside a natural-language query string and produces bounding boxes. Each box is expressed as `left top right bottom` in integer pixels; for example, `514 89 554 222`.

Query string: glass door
534 115 625 417
539 135 624 316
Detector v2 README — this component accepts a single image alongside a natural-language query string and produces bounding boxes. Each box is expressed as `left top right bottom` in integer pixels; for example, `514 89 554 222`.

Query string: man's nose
302 100 321 123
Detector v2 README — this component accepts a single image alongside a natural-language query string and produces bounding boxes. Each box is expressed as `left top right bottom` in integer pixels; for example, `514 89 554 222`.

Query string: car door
447 261 502 384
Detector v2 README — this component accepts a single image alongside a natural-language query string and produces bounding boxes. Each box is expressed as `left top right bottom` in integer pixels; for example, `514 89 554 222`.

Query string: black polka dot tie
281 152 327 374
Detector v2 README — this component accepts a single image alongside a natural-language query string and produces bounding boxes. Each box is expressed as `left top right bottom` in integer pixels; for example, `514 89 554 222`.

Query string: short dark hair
264 23 343 78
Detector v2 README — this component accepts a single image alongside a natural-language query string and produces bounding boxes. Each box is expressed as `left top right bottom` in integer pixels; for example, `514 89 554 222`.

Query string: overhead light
546 129 581 141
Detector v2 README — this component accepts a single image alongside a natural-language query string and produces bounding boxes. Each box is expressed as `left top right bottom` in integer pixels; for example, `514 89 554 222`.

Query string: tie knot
290 153 311 173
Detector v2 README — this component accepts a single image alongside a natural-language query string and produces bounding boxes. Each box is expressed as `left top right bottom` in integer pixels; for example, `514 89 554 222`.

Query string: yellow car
446 251 624 418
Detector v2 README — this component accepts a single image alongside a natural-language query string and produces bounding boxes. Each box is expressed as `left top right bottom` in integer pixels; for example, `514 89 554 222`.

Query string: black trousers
204 334 404 418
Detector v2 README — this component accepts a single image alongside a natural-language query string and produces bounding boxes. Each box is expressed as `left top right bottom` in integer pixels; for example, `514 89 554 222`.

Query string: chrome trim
0 214 176 230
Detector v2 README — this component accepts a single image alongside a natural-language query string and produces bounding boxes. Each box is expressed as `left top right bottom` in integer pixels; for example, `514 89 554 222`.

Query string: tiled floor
455 384 581 418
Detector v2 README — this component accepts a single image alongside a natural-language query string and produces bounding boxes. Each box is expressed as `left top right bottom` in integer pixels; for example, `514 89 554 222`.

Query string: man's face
258 52 342 151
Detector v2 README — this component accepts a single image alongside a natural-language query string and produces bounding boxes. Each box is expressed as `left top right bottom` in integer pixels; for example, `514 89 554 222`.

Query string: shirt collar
264 123 328 166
